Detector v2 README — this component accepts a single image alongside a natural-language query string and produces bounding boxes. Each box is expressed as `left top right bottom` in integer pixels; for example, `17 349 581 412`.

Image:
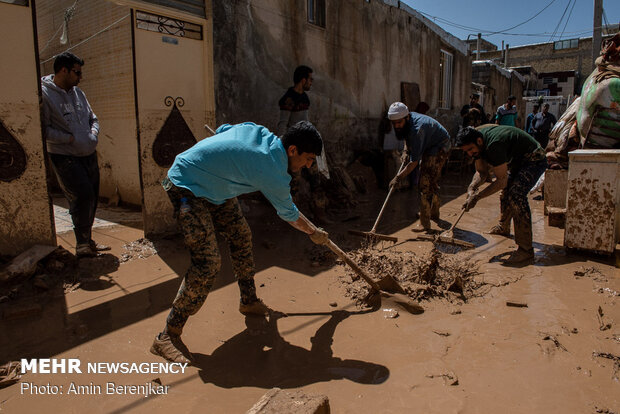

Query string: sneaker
239 298 270 316
503 248 534 264
89 240 111 251
486 225 510 236
150 333 193 364
76 244 97 258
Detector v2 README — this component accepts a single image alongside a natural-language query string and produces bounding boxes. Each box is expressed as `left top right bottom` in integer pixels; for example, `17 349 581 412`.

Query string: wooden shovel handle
370 159 408 233
449 208 467 233
326 240 381 291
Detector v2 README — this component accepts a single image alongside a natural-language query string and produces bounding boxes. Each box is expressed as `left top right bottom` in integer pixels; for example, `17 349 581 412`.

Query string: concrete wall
213 0 470 165
0 1 56 255
472 62 525 127
480 34 615 94
37 0 140 205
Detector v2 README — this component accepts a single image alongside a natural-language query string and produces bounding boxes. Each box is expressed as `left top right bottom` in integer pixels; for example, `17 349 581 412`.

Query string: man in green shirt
455 126 547 264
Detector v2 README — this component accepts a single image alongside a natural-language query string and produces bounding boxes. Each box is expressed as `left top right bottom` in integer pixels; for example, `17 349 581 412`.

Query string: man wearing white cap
387 102 451 232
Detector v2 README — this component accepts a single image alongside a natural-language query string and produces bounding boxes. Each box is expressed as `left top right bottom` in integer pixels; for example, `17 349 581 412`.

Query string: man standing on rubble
150 121 330 364
456 126 547 264
387 102 451 233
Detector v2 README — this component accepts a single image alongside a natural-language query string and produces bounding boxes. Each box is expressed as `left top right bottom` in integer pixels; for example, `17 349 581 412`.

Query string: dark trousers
49 152 100 246
533 132 550 151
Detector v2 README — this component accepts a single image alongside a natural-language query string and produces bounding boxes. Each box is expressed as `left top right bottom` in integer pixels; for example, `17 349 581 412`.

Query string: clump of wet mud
120 238 158 263
339 247 482 305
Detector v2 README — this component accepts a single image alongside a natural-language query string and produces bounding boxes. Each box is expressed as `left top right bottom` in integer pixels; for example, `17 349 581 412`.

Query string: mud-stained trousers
164 183 257 335
418 149 449 228
494 158 547 251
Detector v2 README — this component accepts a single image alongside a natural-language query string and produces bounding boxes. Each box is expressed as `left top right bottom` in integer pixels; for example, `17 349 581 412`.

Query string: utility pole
592 0 603 70
476 33 481 60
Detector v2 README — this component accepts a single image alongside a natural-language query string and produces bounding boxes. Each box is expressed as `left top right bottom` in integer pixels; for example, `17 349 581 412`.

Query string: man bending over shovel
387 102 451 233
151 121 330 363
455 126 546 264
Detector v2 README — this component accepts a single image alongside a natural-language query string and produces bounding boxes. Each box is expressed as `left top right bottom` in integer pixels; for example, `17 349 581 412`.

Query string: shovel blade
376 275 406 294
380 292 424 314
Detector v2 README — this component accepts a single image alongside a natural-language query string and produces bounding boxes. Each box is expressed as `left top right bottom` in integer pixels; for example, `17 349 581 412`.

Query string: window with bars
307 0 325 28
140 0 205 18
439 50 453 109
1 0 29 5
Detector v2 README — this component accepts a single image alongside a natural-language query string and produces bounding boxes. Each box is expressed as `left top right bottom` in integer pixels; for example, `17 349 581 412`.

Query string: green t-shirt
480 125 542 169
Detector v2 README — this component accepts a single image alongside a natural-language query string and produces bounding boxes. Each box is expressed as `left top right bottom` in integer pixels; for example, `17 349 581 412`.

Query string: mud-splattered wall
213 0 470 166
0 2 55 255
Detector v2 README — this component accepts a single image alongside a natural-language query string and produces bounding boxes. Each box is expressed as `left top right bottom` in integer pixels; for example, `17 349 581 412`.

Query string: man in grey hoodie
41 52 109 257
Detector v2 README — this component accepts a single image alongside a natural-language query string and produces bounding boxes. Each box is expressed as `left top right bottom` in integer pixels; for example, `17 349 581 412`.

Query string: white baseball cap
387 102 409 120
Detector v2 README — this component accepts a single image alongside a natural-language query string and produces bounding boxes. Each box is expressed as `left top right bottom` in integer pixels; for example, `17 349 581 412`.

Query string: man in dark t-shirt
455 126 547 264
460 93 488 125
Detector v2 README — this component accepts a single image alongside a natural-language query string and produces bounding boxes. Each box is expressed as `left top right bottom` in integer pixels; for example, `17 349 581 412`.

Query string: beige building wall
472 62 526 127
479 34 615 92
214 0 470 165
37 0 140 205
0 1 55 255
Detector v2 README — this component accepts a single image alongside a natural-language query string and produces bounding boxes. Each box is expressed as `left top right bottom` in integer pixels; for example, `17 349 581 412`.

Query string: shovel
348 159 407 243
415 208 474 249
325 238 424 315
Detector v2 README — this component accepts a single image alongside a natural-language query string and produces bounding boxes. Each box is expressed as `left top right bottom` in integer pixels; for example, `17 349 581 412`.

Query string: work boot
412 223 431 233
239 298 271 316
89 240 111 252
76 244 97 258
150 333 193 364
430 194 441 221
503 248 534 264
486 224 510 237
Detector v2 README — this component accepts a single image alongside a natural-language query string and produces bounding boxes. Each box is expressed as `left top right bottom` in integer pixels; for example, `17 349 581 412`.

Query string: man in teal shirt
495 95 518 126
151 121 329 363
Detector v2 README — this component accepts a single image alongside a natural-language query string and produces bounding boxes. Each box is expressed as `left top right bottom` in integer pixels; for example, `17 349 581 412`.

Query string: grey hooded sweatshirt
41 74 99 156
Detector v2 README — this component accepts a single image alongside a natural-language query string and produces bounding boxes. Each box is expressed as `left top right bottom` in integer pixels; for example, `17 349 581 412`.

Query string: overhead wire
414 2 615 45
558 0 577 40
547 0 572 42
485 0 558 35
416 0 558 36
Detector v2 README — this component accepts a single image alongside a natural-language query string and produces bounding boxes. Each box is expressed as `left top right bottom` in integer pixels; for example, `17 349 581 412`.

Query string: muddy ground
0 169 618 413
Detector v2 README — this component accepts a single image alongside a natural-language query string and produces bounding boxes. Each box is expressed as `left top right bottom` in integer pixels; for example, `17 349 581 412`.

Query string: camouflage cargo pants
164 183 257 334
418 149 449 228
495 158 547 251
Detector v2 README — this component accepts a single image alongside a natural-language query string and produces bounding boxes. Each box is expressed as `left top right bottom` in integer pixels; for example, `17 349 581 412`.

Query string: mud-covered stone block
246 388 330 414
